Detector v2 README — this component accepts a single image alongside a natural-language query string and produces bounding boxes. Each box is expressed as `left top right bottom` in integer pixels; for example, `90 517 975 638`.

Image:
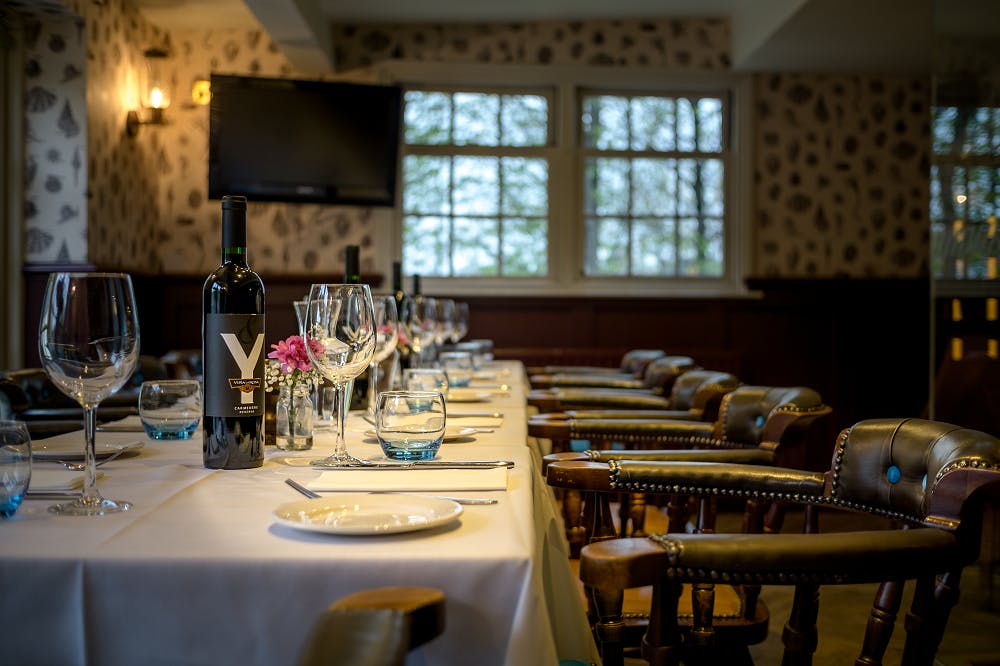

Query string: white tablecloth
0 361 598 666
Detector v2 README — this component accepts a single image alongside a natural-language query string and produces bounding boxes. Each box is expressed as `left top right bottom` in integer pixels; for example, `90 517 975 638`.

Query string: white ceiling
130 0 998 75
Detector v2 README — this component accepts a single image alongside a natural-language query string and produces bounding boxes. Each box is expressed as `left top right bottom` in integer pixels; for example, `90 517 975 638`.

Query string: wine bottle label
204 313 265 417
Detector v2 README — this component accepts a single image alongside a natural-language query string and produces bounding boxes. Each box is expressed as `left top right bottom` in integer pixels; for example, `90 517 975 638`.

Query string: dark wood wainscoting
22 269 932 470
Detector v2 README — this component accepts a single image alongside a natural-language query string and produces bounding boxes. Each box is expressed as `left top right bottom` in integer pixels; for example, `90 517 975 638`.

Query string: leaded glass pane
582 96 629 150
403 155 451 215
700 159 724 217
453 156 499 216
453 217 499 276
697 98 723 153
584 216 628 275
502 157 547 216
632 158 675 216
585 158 629 215
632 218 676 275
404 91 451 145
403 215 450 275
676 98 696 152
502 217 548 275
502 95 548 146
630 96 675 152
453 93 499 146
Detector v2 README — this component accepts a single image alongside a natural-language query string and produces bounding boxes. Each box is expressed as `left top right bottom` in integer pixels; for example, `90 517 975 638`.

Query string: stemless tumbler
375 391 446 461
0 421 31 518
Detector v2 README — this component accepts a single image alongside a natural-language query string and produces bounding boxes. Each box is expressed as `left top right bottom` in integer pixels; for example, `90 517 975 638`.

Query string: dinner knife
448 412 503 419
284 478 499 505
310 459 515 470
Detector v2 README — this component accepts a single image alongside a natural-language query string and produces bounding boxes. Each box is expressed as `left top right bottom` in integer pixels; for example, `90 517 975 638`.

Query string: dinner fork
44 446 128 471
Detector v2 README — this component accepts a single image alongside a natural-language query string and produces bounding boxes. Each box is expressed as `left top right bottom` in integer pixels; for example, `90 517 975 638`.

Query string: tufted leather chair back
619 349 666 377
670 369 741 420
4 368 76 409
641 355 697 393
830 418 1000 527
714 385 828 446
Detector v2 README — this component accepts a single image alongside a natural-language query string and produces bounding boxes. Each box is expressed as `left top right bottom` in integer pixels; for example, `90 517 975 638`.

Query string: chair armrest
528 412 703 439
567 419 716 445
580 528 959 591
587 448 777 466
610 460 827 500
565 409 704 420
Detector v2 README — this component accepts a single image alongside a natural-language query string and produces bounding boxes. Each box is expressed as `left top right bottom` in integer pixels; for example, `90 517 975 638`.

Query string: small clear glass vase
275 382 314 451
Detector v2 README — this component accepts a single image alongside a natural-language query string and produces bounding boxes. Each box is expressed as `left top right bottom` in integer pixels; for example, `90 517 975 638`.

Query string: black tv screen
208 74 402 206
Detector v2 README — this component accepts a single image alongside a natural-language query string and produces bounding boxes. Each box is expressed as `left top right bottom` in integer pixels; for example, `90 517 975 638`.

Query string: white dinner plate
447 389 492 403
273 494 463 535
32 440 144 461
364 427 478 442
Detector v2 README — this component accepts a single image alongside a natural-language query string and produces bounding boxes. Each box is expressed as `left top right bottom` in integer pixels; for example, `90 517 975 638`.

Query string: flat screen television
208 74 402 206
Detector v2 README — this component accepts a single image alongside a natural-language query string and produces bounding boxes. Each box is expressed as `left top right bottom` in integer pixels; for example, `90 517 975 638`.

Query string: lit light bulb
149 87 165 109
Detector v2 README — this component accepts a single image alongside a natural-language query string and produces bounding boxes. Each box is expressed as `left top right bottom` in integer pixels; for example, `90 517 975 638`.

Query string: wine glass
434 298 455 348
367 295 399 415
451 302 470 343
37 272 139 515
409 296 437 368
303 284 376 465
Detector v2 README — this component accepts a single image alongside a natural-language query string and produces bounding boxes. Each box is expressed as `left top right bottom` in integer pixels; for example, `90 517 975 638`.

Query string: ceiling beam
243 0 334 74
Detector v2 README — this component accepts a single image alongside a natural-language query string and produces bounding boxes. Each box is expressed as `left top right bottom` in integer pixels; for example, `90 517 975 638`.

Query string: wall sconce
126 47 171 137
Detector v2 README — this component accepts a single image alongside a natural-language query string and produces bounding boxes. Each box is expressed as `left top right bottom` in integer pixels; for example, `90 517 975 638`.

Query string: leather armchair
578 418 1000 666
297 587 445 666
541 385 831 556
526 348 666 379
530 353 693 392
3 356 169 436
528 355 699 411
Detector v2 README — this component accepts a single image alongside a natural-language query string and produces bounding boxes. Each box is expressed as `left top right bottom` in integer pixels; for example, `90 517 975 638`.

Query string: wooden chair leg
855 579 903 666
625 492 648 537
563 488 587 558
643 580 684 666
666 493 689 533
781 582 820 666
901 570 962 666
765 501 789 533
589 584 626 666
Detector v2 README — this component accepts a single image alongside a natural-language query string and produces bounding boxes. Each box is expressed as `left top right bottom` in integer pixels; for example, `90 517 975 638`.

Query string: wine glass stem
333 383 349 457
367 361 378 416
82 407 100 502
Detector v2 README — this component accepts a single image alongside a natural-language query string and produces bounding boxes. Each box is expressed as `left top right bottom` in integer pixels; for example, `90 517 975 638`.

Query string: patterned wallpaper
11 6 930 279
12 2 87 264
754 74 930 277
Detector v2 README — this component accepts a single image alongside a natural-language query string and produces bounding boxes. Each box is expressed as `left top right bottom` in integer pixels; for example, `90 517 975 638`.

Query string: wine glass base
310 451 367 467
48 496 132 516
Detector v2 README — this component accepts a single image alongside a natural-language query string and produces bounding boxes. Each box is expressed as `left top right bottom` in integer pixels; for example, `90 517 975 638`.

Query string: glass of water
375 391 446 461
0 420 31 518
438 351 474 387
139 380 202 440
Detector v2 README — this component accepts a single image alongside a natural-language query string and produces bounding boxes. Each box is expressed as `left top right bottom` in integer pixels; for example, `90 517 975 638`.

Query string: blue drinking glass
0 420 32 518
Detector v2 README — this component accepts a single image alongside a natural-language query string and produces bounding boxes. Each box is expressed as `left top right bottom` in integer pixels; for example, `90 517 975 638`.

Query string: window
392 64 749 296
580 92 727 277
402 89 551 277
930 104 1000 280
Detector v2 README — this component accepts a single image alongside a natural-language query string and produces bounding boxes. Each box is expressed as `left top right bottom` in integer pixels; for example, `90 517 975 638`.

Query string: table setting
0 353 597 666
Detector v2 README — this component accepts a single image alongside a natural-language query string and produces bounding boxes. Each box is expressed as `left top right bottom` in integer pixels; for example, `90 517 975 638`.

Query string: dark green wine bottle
202 195 265 469
344 245 360 284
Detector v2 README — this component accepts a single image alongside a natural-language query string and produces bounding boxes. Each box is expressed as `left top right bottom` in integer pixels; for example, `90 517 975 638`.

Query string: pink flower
267 335 320 375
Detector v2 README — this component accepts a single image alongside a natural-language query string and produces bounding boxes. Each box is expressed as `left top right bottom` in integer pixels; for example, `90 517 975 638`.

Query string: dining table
0 360 599 666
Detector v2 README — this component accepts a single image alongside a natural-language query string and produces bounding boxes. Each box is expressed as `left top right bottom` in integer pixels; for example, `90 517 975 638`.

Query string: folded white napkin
446 416 503 428
28 469 101 492
308 467 508 492
97 415 146 432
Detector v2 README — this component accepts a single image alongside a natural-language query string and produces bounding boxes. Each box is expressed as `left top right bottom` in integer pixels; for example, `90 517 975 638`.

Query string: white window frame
374 61 753 298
